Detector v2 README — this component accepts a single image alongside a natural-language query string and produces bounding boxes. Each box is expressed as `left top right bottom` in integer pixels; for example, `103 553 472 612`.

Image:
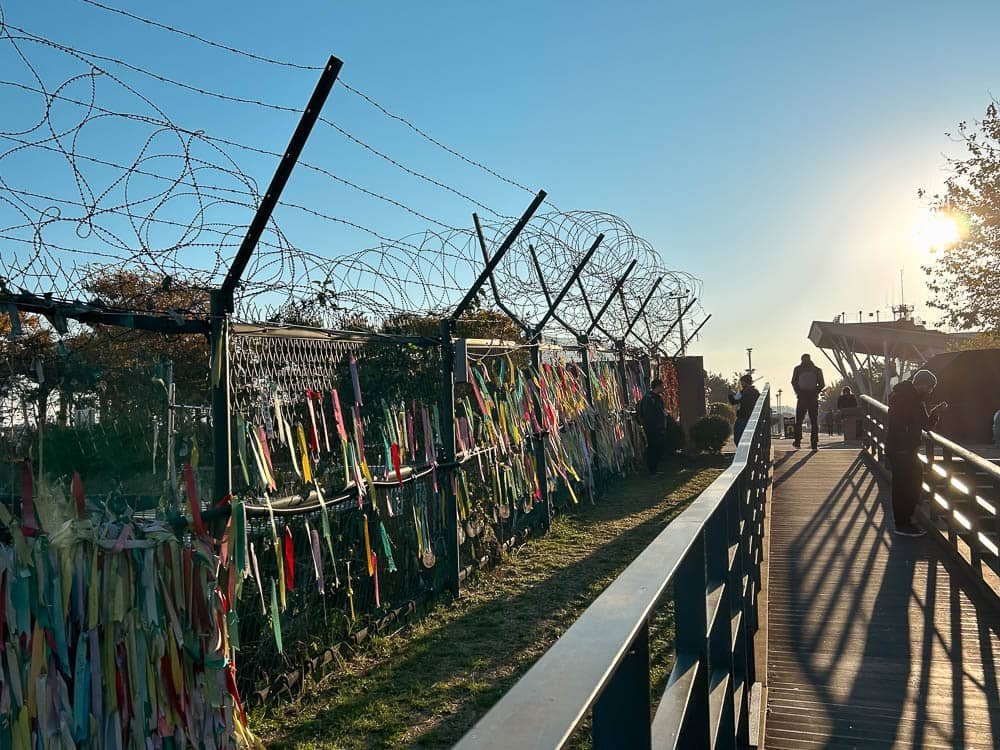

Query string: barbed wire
0 1 704 346
74 0 539 197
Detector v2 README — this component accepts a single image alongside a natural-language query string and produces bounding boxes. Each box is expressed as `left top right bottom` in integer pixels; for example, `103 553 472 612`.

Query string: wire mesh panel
223 326 649 696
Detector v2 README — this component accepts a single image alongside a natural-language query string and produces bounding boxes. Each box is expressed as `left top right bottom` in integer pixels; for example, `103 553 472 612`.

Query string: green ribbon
270 579 283 654
378 522 397 573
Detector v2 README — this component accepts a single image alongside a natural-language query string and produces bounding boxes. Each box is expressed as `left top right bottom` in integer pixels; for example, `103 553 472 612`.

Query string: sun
913 210 963 253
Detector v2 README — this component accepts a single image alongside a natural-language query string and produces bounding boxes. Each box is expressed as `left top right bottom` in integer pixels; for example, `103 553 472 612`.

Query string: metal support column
615 340 630 409
209 290 232 530
438 318 461 597
530 338 552 532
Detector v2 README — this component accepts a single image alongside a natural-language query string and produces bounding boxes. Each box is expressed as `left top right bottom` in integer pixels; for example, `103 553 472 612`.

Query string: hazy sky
4 0 999 390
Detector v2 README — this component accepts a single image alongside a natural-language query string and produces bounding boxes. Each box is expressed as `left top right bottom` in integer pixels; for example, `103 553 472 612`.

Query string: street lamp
776 388 783 438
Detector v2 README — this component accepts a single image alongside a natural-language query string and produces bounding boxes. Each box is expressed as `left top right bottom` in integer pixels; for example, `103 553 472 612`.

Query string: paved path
766 447 1000 749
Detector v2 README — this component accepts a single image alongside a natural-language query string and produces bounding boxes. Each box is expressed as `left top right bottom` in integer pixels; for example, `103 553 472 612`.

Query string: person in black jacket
887 370 947 537
791 354 825 450
728 374 760 443
638 379 667 474
836 386 858 410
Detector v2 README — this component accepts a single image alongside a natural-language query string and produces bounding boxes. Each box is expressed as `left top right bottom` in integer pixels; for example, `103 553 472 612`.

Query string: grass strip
254 457 727 749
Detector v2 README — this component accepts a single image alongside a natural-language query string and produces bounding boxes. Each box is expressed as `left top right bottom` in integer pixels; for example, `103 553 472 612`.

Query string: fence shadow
260 459 725 748
772 453 1000 748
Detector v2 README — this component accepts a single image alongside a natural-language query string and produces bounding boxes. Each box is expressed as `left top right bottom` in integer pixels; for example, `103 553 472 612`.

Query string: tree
922 101 1000 333
705 371 733 403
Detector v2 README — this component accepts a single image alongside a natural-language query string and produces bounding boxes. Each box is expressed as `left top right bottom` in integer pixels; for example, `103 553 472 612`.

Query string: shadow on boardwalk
767 449 1000 749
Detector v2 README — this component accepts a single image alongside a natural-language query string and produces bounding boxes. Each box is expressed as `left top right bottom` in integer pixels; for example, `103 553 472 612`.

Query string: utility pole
746 347 753 376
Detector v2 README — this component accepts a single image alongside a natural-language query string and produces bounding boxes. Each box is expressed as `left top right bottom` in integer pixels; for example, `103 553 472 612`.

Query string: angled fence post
443 192 546 594
211 56 342 524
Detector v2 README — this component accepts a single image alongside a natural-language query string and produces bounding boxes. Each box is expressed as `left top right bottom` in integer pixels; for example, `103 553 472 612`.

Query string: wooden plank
765 448 1000 749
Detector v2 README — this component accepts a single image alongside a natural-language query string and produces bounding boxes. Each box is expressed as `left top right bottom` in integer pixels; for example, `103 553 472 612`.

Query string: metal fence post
615 340 629 408
579 334 599 478
531 339 552 532
438 318 461 597
210 290 232 531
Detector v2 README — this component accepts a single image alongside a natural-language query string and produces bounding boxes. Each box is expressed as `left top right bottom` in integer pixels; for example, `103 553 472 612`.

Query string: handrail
859 394 1000 597
860 395 1000 480
456 386 772 749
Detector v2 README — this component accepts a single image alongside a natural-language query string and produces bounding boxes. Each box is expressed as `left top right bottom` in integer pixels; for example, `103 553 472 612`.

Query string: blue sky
3 0 999 388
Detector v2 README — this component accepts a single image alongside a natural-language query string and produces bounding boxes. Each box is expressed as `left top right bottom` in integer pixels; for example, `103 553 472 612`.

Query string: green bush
690 415 732 454
708 402 737 427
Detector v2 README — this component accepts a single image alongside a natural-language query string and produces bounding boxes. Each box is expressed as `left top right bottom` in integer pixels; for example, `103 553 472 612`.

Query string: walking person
728 374 759 444
791 354 824 450
638 378 667 474
887 369 946 537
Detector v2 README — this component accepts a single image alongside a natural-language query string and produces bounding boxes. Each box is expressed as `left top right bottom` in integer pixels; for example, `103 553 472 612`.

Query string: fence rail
860 395 1000 600
456 386 772 750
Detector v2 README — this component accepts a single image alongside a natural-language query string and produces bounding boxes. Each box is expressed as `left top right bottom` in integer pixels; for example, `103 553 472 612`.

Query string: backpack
797 368 818 391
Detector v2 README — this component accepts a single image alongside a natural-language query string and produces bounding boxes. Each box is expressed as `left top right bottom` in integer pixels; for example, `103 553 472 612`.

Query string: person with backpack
887 369 946 537
638 378 667 474
728 373 760 443
791 353 825 450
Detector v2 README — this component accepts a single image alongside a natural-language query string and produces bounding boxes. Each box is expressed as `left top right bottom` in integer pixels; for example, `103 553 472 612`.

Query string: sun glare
913 211 963 253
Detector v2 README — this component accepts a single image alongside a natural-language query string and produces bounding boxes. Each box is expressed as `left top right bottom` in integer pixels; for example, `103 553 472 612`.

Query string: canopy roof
808 319 974 359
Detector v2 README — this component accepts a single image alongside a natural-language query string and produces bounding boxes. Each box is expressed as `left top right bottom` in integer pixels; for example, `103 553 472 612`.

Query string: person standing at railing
728 373 759 443
791 353 824 450
887 369 947 538
638 378 667 474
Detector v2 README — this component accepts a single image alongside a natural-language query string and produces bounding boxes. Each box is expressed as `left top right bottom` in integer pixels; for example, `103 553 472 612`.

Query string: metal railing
455 387 772 750
861 395 1000 595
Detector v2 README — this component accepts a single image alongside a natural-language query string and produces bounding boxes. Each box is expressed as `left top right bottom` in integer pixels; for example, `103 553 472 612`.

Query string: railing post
706 505 736 750
925 436 941 525
673 533 710 748
943 445 957 547
730 469 752 746
592 623 651 749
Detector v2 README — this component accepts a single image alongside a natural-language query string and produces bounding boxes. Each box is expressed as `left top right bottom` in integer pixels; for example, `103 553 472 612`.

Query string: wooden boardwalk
765 447 1000 749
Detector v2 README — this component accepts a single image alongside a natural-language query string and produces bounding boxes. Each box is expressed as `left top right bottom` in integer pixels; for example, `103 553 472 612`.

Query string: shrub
690 415 732 454
708 401 737 427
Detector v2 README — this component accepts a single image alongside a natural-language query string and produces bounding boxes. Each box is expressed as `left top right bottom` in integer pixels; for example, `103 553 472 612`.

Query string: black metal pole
623 277 663 340
579 333 599 479
585 259 637 337
651 297 697 355
438 318 461 597
473 213 529 333
210 290 231 528
615 340 630 409
536 234 604 334
673 314 713 357
530 338 551 532
453 191 547 321
677 297 687 356
219 56 343 311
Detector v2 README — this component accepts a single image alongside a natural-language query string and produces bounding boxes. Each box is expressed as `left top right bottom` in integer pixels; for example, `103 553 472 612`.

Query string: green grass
252 457 727 749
